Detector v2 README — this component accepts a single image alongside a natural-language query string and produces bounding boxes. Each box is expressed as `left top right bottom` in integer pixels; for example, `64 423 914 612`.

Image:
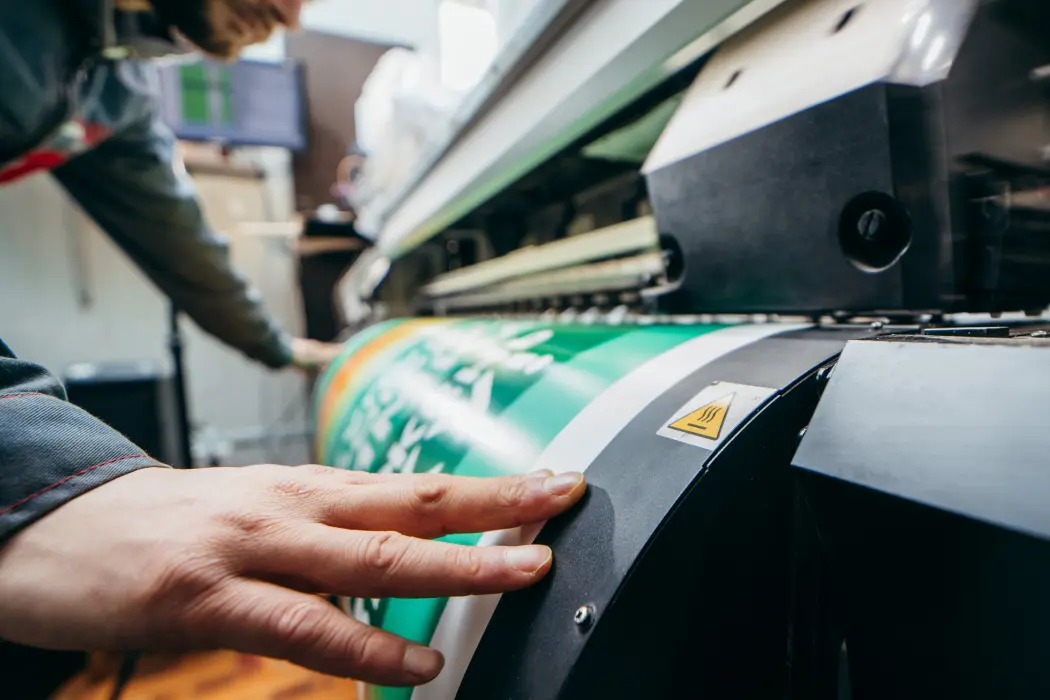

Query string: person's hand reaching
0 465 586 686
289 337 344 371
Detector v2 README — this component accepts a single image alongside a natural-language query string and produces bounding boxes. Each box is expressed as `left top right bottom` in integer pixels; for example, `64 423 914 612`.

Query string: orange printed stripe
316 319 444 451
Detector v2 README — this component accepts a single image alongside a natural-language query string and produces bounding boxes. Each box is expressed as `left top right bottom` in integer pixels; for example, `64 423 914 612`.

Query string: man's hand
290 337 344 371
0 465 586 686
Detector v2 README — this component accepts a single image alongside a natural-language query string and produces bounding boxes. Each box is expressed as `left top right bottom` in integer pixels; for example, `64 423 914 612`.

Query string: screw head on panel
574 605 595 630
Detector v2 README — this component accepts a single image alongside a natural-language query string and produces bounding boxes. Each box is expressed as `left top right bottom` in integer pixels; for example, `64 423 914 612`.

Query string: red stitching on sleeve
0 454 149 516
0 392 52 402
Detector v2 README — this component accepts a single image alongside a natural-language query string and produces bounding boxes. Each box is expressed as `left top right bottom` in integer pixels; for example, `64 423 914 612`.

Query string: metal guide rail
418 216 679 313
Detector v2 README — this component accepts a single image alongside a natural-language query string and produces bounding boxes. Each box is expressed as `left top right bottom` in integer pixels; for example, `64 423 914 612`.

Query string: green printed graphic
315 318 726 700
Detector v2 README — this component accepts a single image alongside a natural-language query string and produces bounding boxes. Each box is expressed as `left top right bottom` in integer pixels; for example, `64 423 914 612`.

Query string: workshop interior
2 0 1050 697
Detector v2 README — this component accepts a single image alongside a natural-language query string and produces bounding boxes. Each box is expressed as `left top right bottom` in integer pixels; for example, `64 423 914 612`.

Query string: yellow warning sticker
658 381 776 449
668 393 734 440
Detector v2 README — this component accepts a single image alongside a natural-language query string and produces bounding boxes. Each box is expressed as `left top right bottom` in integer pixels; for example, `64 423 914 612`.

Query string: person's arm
0 458 586 685
0 339 166 541
52 114 296 369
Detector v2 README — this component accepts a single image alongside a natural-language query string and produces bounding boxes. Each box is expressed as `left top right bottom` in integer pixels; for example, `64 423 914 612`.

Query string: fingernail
528 468 554 477
403 645 444 679
543 472 584 496
504 545 552 574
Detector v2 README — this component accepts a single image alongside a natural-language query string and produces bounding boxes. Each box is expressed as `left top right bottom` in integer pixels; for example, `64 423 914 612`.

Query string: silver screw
857 209 887 240
1032 330 1048 338
574 605 595 629
798 426 808 442
870 321 885 330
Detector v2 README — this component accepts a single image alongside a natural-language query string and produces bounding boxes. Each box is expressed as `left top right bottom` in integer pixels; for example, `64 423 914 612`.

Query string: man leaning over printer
0 0 588 689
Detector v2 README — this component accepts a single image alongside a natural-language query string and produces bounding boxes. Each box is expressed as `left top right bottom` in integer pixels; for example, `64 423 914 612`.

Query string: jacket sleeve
0 340 167 542
52 114 295 369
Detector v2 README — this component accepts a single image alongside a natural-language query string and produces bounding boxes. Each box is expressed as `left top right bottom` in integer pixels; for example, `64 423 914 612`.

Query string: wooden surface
51 651 359 700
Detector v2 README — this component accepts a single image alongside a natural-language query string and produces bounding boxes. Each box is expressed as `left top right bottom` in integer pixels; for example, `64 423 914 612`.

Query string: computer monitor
155 57 307 151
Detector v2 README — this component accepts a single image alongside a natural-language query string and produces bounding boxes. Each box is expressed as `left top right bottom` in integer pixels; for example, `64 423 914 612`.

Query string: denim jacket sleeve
51 112 295 369
0 339 166 542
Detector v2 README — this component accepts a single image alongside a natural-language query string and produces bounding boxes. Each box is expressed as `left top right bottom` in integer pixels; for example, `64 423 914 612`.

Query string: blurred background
0 0 547 469
7 0 1050 698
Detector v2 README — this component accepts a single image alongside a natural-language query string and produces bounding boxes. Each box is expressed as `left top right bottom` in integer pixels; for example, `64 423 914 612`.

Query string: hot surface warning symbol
668 393 734 440
657 381 776 450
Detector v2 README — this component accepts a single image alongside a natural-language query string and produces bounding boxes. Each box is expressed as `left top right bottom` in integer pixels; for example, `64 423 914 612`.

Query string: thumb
197 580 444 685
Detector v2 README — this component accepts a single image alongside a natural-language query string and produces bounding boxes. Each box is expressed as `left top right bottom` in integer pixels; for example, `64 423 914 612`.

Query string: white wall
243 0 436 62
241 31 287 62
288 0 546 102
300 0 435 47
488 0 547 45
247 1 544 79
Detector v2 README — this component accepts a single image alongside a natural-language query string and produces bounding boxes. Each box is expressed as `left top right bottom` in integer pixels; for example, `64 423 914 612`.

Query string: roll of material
315 317 743 475
314 317 863 700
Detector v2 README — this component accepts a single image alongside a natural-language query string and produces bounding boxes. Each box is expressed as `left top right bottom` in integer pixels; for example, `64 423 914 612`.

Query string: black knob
838 191 913 272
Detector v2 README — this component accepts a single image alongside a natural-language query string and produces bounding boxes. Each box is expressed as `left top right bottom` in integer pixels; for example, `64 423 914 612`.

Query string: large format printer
315 0 1050 698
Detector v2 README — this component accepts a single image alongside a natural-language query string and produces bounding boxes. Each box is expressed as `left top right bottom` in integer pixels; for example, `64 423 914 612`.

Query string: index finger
314 471 587 538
